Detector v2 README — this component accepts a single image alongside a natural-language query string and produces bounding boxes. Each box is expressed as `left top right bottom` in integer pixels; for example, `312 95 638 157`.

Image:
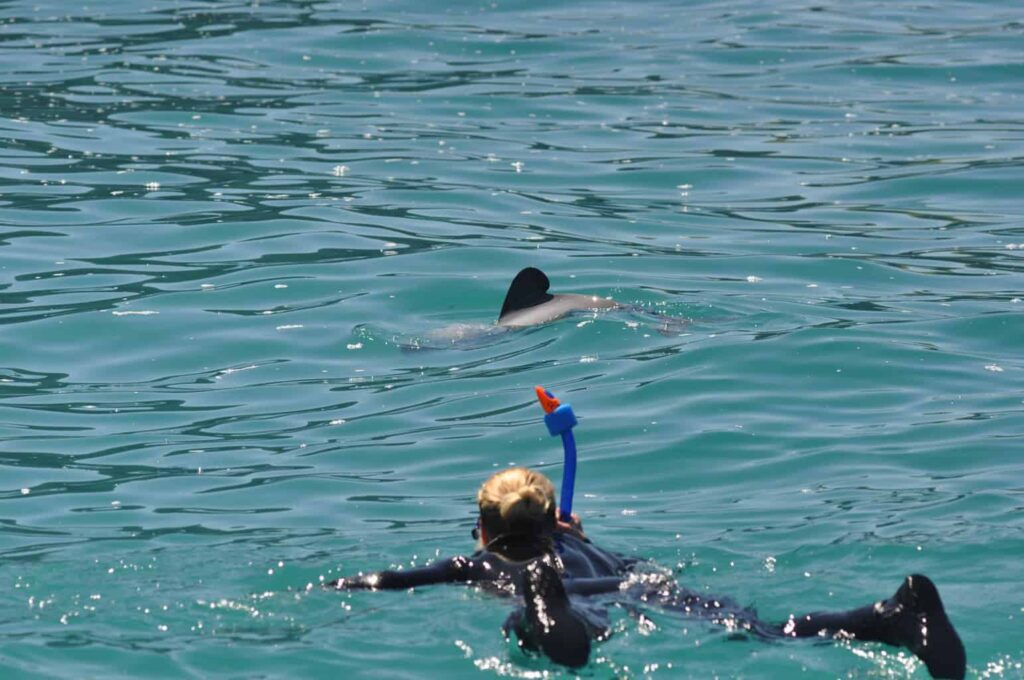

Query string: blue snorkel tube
535 386 579 519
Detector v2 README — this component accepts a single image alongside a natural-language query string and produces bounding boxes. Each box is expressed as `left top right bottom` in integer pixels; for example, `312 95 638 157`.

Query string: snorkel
535 386 579 519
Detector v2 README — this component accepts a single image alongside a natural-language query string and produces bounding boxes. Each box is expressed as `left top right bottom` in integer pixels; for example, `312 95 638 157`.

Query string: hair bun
477 467 556 537
499 484 550 527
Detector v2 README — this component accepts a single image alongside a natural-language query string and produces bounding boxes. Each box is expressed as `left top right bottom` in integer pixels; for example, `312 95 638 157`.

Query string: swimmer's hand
325 575 375 590
556 510 585 538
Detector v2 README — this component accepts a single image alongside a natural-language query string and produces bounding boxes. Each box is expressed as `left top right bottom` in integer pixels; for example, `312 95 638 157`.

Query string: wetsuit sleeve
562 577 623 596
510 562 596 668
328 556 471 590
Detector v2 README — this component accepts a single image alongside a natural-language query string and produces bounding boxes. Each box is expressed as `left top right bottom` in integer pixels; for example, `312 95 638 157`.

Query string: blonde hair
477 467 556 537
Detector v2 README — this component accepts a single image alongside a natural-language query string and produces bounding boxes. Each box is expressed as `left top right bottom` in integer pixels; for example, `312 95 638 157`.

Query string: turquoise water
1 0 1022 677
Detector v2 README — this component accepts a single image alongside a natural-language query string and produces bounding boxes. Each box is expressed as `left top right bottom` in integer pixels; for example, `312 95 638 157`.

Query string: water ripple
2 0 1023 677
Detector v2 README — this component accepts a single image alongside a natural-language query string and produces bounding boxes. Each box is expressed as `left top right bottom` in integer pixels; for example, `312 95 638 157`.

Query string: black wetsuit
329 531 966 679
329 530 632 594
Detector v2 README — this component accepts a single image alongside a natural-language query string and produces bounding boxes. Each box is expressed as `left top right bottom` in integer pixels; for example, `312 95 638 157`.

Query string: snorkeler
328 466 966 679
328 467 626 666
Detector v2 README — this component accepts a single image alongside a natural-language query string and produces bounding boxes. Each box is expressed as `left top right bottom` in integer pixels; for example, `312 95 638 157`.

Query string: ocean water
1 0 1022 677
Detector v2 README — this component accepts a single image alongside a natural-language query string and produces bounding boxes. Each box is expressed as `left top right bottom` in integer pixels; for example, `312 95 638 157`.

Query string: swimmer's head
476 467 556 545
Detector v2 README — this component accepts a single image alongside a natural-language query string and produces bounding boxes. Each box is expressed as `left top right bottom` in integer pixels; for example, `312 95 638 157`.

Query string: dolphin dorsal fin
499 267 555 320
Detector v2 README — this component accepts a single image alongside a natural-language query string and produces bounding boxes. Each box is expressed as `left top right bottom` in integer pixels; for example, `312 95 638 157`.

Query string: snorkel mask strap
535 386 579 519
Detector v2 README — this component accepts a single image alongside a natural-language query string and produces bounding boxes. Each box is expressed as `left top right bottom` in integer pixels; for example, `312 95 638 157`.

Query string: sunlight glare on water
1 0 1023 677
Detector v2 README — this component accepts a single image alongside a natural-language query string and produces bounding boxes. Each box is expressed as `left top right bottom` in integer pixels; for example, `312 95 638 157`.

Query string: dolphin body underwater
400 267 679 349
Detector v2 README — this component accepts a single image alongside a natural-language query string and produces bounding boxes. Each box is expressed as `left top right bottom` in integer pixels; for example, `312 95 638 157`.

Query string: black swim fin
499 267 554 321
882 574 966 680
781 574 966 679
506 561 592 668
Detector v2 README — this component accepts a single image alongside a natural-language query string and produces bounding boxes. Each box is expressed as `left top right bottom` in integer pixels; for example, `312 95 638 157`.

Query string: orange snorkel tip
535 385 561 414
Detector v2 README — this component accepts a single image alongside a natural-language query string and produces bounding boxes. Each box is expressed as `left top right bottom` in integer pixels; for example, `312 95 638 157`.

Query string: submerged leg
642 573 965 678
779 574 965 680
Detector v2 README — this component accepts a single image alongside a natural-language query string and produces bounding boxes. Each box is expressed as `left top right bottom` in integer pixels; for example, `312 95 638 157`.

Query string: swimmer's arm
326 556 472 590
563 577 624 596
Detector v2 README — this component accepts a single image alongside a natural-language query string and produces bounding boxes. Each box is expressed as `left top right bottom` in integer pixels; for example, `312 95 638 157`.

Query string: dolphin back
499 267 555 321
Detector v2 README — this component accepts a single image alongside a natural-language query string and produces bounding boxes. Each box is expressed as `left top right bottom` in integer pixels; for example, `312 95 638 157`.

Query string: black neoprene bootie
879 574 966 680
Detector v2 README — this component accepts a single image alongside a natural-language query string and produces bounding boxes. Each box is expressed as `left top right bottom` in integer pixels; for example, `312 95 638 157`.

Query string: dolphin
393 267 680 350
496 267 619 328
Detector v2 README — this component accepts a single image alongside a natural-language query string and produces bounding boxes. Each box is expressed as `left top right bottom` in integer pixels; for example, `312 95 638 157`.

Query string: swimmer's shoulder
553 531 638 578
